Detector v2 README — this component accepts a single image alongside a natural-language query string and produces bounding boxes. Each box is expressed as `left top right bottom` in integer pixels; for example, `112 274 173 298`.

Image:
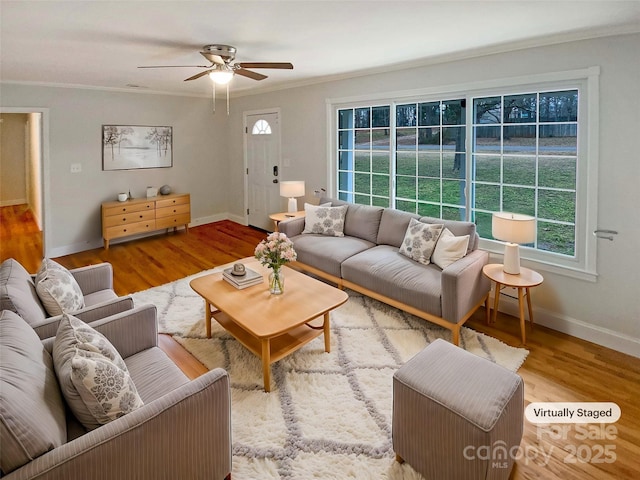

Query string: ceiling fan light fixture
209 68 234 85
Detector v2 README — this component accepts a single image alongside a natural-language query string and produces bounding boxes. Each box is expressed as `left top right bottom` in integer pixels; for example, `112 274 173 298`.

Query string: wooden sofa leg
395 453 405 464
224 474 231 480
451 326 460 346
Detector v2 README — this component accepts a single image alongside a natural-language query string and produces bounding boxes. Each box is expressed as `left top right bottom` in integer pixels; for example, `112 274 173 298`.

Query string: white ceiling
2 1 639 97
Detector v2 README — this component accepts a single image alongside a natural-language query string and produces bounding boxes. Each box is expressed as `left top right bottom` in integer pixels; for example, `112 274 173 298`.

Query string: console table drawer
106 220 156 239
103 210 155 228
156 214 191 229
156 194 190 209
103 201 154 217
156 203 190 218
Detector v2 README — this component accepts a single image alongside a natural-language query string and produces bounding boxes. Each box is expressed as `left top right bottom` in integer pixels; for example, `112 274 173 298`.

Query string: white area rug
132 270 528 479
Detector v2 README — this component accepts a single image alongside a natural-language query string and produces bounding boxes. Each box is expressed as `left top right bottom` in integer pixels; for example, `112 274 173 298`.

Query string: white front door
245 111 281 230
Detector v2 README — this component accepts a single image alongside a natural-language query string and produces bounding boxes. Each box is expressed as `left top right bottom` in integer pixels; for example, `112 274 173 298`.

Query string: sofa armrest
30 296 135 340
4 368 232 480
70 262 114 295
279 216 305 237
441 249 491 323
91 304 158 358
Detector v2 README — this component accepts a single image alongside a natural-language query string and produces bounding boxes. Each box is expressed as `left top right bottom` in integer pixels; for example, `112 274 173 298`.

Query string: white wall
27 113 43 229
0 86 228 255
0 113 28 205
227 33 640 356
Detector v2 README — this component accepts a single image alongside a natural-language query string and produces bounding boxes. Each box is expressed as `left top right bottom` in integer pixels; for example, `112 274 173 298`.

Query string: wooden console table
101 193 190 249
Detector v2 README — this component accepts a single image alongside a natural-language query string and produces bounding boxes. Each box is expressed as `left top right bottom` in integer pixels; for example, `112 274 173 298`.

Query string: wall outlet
70 163 82 173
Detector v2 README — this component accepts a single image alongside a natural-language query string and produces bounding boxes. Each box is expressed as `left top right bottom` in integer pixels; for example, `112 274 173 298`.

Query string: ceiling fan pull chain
212 83 216 114
226 83 230 115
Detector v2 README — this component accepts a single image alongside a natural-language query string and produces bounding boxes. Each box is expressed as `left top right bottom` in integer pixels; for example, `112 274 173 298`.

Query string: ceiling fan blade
183 69 214 81
200 52 225 65
138 65 211 68
234 68 268 81
237 62 293 70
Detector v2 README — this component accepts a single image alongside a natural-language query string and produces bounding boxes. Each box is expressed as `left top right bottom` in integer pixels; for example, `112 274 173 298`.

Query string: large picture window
332 69 596 275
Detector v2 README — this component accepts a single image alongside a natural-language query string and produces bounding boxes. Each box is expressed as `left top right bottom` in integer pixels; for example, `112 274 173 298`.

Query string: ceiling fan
138 44 293 113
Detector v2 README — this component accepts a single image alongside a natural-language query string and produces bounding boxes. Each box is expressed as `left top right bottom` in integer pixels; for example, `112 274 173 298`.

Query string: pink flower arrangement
254 232 297 270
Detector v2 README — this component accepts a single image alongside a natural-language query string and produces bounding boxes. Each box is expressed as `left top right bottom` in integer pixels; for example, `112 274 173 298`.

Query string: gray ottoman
392 339 524 480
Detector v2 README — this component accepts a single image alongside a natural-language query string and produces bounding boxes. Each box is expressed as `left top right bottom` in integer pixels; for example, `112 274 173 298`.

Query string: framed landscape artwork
102 125 173 170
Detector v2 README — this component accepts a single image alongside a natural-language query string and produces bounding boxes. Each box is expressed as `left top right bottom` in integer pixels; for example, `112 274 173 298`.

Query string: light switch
70 163 82 173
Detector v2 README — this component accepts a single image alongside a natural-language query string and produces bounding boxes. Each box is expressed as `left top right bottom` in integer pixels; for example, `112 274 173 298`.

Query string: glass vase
269 266 284 295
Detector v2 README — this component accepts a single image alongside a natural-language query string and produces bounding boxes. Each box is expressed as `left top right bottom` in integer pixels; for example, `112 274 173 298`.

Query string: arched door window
252 119 272 135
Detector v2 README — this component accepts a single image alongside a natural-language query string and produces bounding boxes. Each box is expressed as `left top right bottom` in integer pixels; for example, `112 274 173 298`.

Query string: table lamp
280 181 305 213
492 212 536 275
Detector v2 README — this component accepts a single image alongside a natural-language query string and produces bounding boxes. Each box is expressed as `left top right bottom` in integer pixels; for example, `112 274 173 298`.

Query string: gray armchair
0 258 133 339
0 304 232 480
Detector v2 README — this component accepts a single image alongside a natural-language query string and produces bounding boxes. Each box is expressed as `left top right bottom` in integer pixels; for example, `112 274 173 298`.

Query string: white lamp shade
280 181 305 198
492 212 536 244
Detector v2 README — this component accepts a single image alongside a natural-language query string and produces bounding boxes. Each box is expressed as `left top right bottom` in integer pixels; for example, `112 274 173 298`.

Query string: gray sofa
279 198 490 344
0 258 133 339
0 305 232 480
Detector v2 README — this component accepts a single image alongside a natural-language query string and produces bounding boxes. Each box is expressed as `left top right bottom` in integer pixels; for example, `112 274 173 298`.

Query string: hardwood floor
2 205 639 480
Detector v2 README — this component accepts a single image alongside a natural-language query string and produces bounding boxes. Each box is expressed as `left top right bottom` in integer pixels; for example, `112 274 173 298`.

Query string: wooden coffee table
189 258 348 392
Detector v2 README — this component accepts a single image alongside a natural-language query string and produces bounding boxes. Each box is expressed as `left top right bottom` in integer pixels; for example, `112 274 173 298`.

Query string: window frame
327 67 600 280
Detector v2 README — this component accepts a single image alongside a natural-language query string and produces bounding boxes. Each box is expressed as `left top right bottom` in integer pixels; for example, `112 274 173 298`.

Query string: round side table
268 210 305 232
482 264 543 345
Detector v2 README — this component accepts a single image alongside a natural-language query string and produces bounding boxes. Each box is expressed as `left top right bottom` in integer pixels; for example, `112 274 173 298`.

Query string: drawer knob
123 229 127 232
122 218 126 221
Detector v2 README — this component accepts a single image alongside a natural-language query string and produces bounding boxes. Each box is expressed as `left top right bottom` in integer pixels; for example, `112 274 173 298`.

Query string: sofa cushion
0 258 47 326
290 234 375 278
342 204 384 243
341 245 443 318
35 258 85 316
377 209 421 247
125 348 189 403
419 216 478 253
0 310 67 474
302 204 348 237
399 219 444 265
53 314 144 431
432 228 470 269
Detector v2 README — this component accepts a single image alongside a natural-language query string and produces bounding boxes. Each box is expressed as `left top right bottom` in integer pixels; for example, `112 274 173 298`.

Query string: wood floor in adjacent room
2 208 639 480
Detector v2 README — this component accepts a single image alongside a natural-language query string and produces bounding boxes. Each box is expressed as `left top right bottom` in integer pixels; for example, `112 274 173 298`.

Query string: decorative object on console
280 180 305 213
159 184 172 195
117 193 128 202
492 212 536 275
146 186 158 198
102 125 172 171
254 232 297 295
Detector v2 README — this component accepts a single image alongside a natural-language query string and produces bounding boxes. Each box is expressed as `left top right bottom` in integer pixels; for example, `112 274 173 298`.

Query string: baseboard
493 294 640 359
48 213 242 257
0 198 27 207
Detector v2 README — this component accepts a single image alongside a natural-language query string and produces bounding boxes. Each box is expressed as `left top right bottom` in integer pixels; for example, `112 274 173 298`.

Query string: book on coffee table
223 267 263 289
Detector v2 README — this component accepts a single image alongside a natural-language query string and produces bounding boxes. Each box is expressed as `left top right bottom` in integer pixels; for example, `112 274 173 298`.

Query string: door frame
1 107 50 256
242 107 282 227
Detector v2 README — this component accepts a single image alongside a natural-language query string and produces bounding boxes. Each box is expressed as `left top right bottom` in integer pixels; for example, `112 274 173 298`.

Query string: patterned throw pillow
302 203 348 237
53 314 144 430
399 218 444 265
432 228 470 269
35 258 85 316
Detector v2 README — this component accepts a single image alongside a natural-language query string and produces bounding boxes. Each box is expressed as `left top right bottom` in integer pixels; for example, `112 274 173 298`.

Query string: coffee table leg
323 312 331 353
262 339 271 392
205 300 212 338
